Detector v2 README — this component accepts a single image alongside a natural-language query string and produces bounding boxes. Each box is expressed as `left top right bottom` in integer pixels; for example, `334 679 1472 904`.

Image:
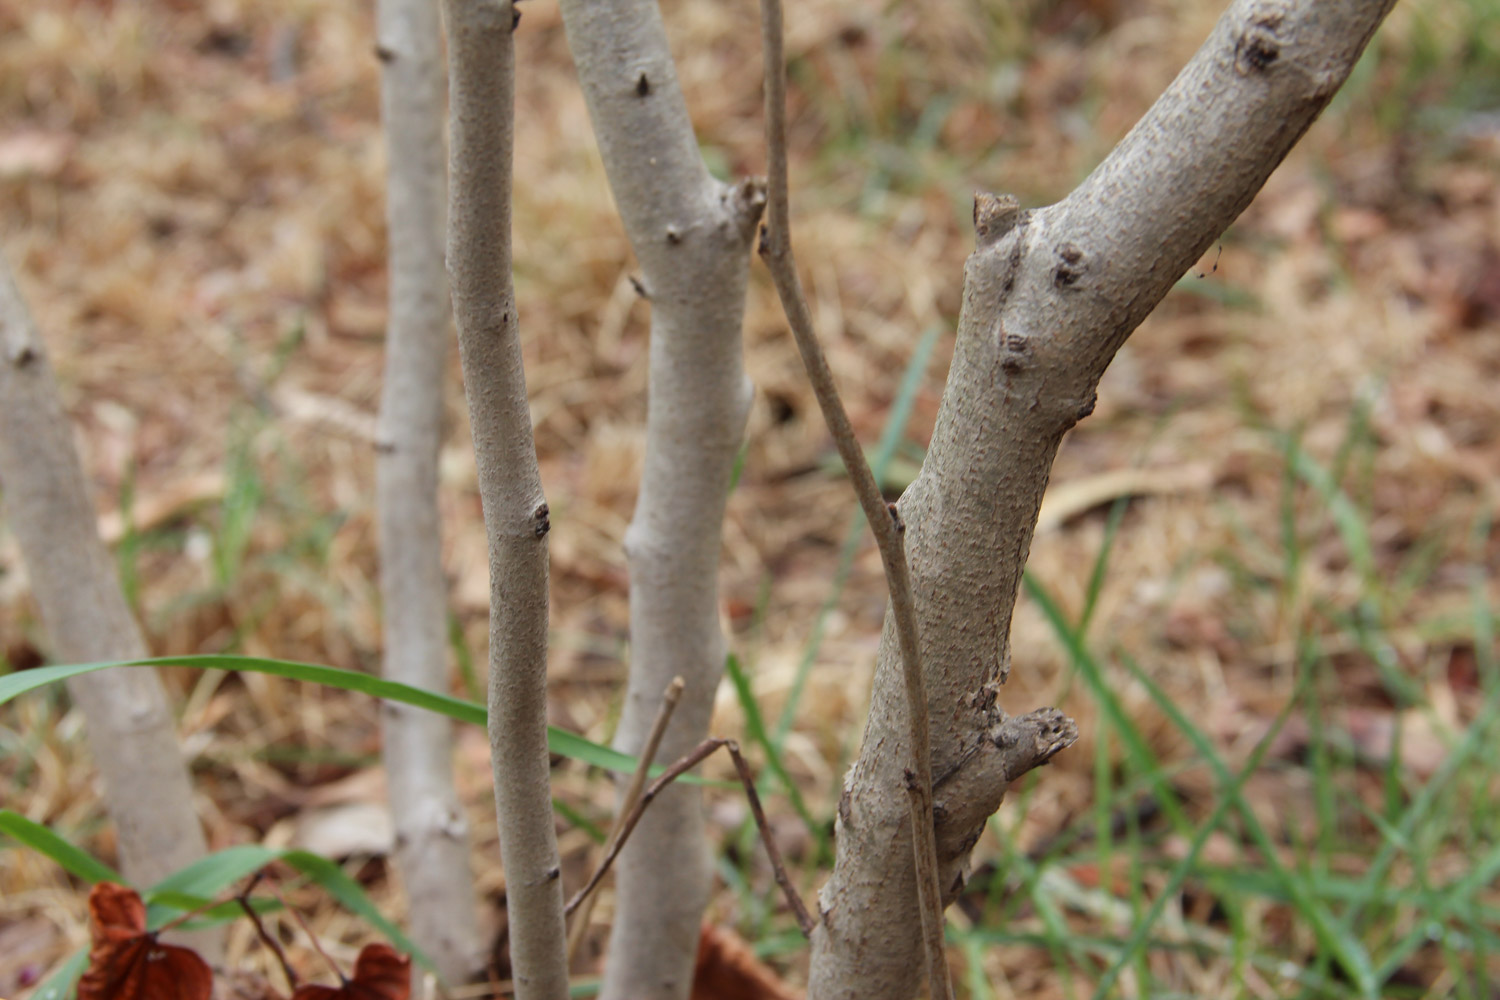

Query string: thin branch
441 0 567 996
724 740 816 938
616 677 688 850
563 738 723 919
562 737 814 939
756 1 950 997
566 676 686 964
288 887 350 983
237 876 300 992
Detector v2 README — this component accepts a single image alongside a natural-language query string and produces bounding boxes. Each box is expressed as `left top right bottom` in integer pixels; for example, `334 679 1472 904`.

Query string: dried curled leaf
691 924 800 1000
290 943 410 1000
79 882 213 1000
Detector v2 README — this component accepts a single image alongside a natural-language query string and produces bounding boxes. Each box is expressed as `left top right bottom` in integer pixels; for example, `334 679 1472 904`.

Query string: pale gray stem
0 253 215 958
555 4 764 999
375 0 481 984
440 2 567 998
807 2 1396 997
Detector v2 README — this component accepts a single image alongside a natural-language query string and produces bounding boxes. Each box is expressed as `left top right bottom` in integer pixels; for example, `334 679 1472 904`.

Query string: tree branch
440 2 567 997
807 2 1396 997
756 1 950 997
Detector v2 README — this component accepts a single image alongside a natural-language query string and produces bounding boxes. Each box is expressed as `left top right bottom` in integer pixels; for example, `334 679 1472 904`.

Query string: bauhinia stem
441 1 567 997
756 0 950 996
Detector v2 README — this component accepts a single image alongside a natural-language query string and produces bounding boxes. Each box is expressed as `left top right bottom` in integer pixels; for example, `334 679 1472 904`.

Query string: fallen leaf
1036 464 1214 533
290 943 410 1000
690 924 800 1000
78 882 213 1000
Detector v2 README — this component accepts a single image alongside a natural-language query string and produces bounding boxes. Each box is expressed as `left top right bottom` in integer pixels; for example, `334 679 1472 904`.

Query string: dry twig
563 737 815 939
566 676 687 963
755 0 951 996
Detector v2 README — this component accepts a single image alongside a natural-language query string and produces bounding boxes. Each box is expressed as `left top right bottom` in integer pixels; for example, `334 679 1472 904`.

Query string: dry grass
2 0 1498 997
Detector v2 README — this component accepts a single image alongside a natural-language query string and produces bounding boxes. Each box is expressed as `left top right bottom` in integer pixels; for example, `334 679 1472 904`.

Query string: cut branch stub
932 706 1078 900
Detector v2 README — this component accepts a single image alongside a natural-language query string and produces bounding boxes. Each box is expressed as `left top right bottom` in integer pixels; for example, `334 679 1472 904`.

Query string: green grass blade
1286 442 1376 584
0 820 436 980
1078 496 1129 637
959 933 997 1000
29 947 87 1000
727 435 751 493
281 849 430 972
0 655 670 779
1022 572 1190 834
1090 667 1311 1000
140 844 283 929
773 322 941 746
724 653 829 860
1340 666 1500 932
0 810 121 884
1374 839 1500 981
147 844 282 900
1119 651 1379 998
553 798 608 845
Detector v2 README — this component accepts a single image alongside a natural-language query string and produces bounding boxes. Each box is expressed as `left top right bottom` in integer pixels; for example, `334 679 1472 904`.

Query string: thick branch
930 707 1078 900
0 254 215 956
440 2 567 998
808 2 1396 997
374 0 479 984
556 3 764 998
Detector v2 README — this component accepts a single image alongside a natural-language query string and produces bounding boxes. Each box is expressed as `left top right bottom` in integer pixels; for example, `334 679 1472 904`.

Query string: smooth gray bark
556 4 764 999
375 0 482 983
806 2 1398 996
0 254 213 936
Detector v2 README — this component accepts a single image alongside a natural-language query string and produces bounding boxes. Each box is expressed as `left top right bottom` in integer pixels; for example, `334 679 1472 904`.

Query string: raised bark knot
1235 9 1286 75
1074 390 1098 423
973 191 1022 249
726 177 768 242
6 341 36 367
999 326 1031 374
1053 241 1088 289
665 225 682 245
886 502 905 534
532 502 550 537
